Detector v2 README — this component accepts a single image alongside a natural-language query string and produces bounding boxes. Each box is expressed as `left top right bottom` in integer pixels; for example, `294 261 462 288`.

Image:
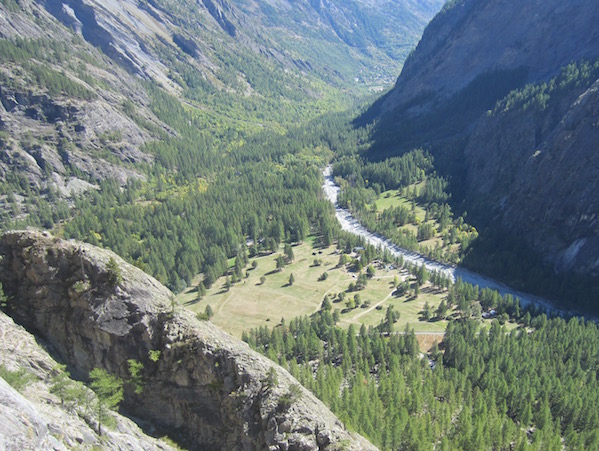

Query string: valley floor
323 167 568 316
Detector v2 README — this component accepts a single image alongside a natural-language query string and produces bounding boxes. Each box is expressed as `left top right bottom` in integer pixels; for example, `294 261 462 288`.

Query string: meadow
178 238 453 347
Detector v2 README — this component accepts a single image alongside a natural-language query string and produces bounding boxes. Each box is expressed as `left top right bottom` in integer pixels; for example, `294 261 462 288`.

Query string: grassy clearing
179 240 348 337
336 278 450 333
374 185 427 222
178 238 461 338
365 181 478 264
372 186 442 247
179 237 511 353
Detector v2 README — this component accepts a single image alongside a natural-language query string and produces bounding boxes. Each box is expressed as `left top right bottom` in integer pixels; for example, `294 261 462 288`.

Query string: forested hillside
0 0 442 291
246 289 599 450
361 0 599 311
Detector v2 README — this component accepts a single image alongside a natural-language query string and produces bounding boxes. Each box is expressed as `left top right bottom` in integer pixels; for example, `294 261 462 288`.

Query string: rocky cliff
368 0 599 288
0 310 179 450
464 68 599 278
383 0 599 114
0 230 376 450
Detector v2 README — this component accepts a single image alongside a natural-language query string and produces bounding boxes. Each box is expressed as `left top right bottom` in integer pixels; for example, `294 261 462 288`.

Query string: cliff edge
0 230 376 450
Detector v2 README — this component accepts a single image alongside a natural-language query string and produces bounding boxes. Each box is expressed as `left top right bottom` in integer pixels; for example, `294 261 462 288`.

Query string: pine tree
366 265 375 278
234 257 244 278
127 360 144 395
106 257 122 287
89 368 123 436
49 364 71 405
276 255 285 271
284 243 295 262
436 300 448 319
196 281 206 300
346 297 356 310
423 301 432 320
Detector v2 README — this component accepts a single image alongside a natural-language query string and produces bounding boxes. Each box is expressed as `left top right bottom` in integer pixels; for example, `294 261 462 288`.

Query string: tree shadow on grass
265 269 281 276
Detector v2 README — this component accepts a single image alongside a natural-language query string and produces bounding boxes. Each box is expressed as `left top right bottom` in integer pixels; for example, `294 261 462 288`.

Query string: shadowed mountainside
362 0 599 305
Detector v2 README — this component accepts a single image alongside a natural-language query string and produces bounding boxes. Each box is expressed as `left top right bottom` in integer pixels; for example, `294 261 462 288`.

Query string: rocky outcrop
370 0 599 282
383 0 599 114
0 230 376 450
0 377 64 450
0 85 152 188
201 0 237 37
41 0 175 87
0 310 178 450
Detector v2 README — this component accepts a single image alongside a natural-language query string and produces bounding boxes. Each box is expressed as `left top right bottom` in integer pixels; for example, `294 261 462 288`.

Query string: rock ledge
0 230 376 450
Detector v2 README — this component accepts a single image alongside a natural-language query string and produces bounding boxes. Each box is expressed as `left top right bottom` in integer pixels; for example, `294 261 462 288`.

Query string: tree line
244 280 599 450
333 149 477 264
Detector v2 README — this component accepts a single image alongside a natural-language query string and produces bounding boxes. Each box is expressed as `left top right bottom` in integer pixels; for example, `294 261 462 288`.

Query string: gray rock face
0 230 376 450
0 0 168 219
0 305 179 450
0 377 61 451
0 79 153 189
376 0 599 280
384 0 599 113
465 77 599 276
42 0 176 87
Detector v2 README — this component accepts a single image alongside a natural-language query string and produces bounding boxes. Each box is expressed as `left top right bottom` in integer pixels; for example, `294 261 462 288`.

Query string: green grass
373 186 427 230
374 184 425 218
179 241 343 337
179 238 505 354
368 183 476 260
178 239 456 338
336 276 450 333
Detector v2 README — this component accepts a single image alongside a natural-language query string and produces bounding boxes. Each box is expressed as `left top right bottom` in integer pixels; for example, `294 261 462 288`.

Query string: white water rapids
322 166 561 313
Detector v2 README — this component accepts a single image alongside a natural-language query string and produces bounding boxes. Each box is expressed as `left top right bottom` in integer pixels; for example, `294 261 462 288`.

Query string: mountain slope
35 0 445 95
0 0 168 226
0 310 179 450
464 63 599 280
0 0 443 291
383 0 599 113
0 0 442 226
365 0 599 306
0 230 377 450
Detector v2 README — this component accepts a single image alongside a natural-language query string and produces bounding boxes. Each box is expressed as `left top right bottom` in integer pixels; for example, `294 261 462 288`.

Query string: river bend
323 166 559 313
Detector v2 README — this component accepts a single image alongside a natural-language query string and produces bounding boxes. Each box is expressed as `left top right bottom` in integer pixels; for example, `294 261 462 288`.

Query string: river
322 166 562 314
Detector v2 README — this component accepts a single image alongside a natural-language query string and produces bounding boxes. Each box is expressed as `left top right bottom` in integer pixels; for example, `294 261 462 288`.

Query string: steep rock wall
464 77 599 276
0 310 178 450
0 230 376 450
384 0 599 113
